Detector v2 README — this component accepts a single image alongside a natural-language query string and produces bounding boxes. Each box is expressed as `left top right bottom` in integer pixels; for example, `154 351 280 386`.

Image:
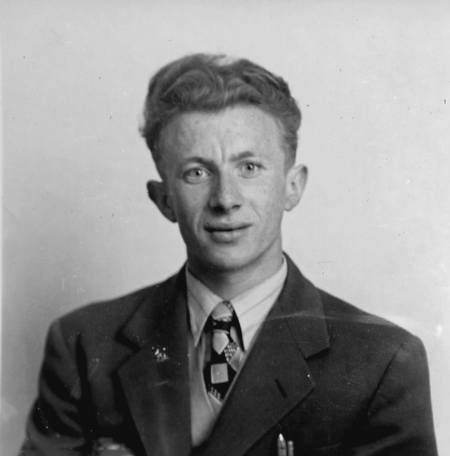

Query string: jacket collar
279 254 330 359
118 256 329 456
118 270 192 456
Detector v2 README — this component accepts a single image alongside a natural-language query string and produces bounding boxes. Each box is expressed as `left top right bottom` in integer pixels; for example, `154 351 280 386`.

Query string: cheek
248 178 287 214
171 187 207 224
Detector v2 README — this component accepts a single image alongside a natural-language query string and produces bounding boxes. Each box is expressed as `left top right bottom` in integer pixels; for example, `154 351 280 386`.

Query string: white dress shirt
186 257 288 447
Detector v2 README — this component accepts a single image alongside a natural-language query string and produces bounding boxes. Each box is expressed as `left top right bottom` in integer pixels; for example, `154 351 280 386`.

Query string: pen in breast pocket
277 434 286 456
287 440 294 456
278 434 294 456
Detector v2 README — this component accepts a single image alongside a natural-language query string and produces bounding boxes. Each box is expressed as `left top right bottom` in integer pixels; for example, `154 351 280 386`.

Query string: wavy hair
140 54 301 171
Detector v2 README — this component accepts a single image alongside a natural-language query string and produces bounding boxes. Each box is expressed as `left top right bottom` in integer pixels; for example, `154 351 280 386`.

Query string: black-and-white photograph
2 1 449 455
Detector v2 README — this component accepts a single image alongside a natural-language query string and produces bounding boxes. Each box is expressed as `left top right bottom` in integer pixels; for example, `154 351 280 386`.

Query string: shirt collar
186 270 222 347
186 256 287 349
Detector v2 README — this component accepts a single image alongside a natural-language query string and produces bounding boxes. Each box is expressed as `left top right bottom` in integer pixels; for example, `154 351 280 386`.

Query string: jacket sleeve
353 335 438 455
19 320 90 456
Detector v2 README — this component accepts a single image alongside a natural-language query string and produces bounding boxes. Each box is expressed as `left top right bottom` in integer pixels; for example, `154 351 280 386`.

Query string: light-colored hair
140 54 301 169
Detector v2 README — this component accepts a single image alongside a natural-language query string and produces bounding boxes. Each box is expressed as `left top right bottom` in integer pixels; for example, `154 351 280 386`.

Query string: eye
240 161 262 176
183 167 210 183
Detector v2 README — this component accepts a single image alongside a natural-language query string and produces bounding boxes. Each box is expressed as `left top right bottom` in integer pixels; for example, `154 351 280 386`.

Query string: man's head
140 54 301 175
142 54 307 282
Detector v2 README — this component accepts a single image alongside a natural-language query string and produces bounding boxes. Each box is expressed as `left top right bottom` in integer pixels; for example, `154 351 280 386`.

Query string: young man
21 54 438 456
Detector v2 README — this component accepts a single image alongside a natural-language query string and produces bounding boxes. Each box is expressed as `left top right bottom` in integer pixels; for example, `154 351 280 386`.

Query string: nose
209 172 242 213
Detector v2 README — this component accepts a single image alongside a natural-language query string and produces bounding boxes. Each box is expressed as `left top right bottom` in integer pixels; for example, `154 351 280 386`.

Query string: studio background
2 1 449 454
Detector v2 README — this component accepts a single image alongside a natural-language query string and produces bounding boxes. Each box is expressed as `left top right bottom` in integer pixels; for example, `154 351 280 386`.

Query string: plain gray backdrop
2 1 449 454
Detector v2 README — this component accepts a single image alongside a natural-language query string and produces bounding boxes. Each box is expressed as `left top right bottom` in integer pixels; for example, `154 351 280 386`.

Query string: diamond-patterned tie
204 301 243 402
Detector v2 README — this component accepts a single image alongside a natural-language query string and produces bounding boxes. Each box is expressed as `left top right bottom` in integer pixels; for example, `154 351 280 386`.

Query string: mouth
204 223 250 242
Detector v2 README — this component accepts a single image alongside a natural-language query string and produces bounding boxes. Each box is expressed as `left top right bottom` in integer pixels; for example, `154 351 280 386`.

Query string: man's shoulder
285 256 418 349
54 270 182 339
316 287 422 354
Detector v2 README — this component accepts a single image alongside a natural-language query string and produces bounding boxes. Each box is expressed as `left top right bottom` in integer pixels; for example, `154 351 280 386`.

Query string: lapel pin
151 345 168 362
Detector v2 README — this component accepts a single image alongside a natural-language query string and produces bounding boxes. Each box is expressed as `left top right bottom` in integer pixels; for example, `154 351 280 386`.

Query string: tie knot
211 301 234 321
210 301 235 333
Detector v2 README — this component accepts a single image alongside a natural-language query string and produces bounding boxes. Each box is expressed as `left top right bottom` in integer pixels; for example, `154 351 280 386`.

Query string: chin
201 248 262 273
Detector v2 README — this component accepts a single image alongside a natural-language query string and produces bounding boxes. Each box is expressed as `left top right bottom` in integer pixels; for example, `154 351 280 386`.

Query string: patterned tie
204 300 243 402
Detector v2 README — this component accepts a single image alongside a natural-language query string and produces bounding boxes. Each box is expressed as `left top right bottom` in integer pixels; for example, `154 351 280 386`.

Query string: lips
204 222 250 242
205 223 249 231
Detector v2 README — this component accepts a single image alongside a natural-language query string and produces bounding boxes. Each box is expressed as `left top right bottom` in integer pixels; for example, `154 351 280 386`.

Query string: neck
187 252 284 301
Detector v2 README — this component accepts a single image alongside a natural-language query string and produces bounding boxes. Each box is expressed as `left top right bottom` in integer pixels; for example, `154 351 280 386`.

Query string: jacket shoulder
54 271 181 341
318 288 422 353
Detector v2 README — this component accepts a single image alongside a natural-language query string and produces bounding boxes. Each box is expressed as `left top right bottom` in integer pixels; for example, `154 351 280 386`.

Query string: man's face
149 105 306 276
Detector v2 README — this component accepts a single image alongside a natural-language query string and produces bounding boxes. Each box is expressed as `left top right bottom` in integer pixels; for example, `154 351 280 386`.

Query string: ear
284 165 308 211
147 180 177 223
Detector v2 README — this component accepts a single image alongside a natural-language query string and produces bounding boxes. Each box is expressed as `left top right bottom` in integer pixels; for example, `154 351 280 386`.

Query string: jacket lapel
196 256 330 456
118 270 192 456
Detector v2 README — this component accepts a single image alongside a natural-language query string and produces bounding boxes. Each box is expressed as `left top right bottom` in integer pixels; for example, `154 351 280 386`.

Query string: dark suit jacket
21 256 438 456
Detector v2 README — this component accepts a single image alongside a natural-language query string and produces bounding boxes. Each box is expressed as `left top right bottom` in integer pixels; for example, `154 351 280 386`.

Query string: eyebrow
179 151 258 167
230 151 257 161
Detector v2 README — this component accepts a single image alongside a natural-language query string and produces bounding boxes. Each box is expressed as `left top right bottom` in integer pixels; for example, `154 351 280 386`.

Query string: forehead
159 105 285 159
